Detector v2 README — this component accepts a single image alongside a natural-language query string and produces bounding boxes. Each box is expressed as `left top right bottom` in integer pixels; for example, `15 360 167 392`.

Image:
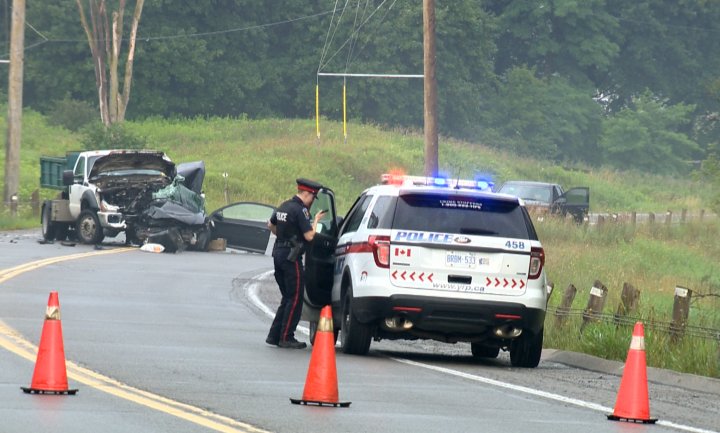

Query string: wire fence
547 305 720 342
0 190 42 219
588 210 718 225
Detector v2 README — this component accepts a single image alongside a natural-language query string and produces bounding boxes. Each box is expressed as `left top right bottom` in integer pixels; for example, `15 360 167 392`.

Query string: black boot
278 338 306 349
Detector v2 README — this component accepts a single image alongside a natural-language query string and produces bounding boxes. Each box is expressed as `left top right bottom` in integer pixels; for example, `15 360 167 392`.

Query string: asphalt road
0 229 718 433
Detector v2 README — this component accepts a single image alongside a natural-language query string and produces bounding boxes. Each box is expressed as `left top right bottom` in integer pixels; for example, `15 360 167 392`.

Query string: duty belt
274 240 294 248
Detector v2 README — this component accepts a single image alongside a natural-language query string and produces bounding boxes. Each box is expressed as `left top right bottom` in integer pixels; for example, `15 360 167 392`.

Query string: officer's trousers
267 252 305 343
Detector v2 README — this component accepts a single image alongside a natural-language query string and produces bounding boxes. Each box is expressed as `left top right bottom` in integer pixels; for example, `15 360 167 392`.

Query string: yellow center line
0 248 271 433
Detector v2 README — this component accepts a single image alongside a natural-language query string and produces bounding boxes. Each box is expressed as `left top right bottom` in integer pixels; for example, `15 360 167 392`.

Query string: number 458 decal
505 241 525 249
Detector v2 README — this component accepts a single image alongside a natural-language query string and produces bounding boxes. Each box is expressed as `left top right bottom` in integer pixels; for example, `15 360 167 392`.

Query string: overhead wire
15 7 347 46
317 0 343 76
318 0 390 73
344 0 369 72
344 0 400 70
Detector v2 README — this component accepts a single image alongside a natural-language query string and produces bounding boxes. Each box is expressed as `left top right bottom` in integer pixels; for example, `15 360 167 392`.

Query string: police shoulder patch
303 208 310 219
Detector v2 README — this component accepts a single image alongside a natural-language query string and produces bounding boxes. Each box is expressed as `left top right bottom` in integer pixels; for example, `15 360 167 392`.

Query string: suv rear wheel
340 282 372 355
510 328 543 368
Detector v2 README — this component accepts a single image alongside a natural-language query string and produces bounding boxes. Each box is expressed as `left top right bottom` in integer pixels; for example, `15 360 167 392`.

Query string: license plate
445 251 477 268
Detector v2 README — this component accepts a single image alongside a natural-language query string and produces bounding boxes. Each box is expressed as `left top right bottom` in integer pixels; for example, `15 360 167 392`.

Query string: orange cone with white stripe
607 322 656 423
290 306 350 407
22 291 77 395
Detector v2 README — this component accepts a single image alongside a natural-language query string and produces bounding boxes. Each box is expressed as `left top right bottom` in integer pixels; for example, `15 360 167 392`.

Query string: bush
47 97 98 132
80 122 148 150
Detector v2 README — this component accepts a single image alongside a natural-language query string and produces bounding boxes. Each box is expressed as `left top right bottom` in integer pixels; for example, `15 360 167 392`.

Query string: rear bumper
335 294 545 338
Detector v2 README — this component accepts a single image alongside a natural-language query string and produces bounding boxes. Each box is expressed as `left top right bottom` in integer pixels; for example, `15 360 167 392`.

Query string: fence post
555 284 577 326
700 209 705 221
597 215 605 226
648 213 655 224
665 210 672 225
681 208 687 224
10 194 18 217
31 189 40 218
631 211 637 225
614 282 640 326
671 286 692 342
581 280 608 331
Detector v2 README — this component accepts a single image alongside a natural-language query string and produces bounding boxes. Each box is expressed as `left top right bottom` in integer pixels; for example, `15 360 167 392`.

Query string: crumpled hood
89 151 175 178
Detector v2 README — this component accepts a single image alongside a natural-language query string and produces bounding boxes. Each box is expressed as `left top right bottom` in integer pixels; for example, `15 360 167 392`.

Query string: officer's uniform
266 178 322 348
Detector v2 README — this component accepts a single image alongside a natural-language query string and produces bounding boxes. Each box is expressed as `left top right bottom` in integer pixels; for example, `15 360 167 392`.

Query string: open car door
208 202 276 254
304 187 340 309
555 187 590 223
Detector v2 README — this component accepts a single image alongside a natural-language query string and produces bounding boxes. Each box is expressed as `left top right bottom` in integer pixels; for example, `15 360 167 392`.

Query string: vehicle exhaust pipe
384 315 414 331
494 324 522 339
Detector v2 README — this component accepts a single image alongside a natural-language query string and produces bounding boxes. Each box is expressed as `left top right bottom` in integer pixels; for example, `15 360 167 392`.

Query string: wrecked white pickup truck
40 149 210 252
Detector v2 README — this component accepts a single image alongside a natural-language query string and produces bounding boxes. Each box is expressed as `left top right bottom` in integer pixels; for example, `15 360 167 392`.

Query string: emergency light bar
381 174 493 191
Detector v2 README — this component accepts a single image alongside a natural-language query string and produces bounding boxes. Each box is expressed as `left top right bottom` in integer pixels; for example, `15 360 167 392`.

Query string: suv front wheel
340 282 372 355
510 327 543 368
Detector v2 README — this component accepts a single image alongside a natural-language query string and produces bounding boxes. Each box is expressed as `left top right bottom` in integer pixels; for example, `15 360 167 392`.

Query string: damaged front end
126 161 211 253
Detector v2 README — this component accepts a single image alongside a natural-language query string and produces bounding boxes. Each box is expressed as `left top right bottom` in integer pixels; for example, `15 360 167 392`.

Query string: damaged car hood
89 150 175 179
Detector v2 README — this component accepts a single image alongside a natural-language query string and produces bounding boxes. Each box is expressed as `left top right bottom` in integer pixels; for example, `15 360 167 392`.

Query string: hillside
2 112 719 376
2 112 714 216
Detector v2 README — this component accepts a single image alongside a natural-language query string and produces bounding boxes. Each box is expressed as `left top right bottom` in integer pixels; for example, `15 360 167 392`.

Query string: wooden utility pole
3 0 25 209
423 0 438 177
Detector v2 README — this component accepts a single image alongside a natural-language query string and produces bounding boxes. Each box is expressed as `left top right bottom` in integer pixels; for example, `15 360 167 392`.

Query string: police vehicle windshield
390 193 536 240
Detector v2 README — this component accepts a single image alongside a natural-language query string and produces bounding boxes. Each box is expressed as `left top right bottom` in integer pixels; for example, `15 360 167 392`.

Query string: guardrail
588 210 717 225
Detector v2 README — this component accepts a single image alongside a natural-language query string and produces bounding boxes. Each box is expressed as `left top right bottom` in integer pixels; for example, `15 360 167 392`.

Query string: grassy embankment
1 112 718 376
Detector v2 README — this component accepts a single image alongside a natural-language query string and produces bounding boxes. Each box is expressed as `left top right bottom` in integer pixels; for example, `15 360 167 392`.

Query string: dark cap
296 178 322 195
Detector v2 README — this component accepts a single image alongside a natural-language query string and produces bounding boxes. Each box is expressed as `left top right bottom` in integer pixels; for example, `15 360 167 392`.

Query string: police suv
303 174 549 368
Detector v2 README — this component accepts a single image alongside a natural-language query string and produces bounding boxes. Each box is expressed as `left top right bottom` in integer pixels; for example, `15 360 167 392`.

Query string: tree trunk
77 0 144 125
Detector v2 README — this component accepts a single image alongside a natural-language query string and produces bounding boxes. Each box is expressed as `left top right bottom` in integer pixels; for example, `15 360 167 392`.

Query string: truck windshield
392 193 535 240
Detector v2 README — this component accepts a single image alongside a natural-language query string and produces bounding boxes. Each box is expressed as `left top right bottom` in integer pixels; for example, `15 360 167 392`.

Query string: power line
318 0 391 73
318 0 346 75
19 7 347 45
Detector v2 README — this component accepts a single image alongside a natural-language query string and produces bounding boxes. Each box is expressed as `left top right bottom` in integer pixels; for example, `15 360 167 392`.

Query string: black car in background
495 180 589 223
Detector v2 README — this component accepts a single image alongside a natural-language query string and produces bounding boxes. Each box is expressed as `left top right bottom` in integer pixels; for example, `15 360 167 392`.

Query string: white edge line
244 272 719 433
246 270 309 335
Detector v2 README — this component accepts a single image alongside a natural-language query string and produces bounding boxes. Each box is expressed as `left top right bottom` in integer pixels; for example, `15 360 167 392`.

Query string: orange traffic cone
22 291 78 395
290 306 350 407
607 322 655 423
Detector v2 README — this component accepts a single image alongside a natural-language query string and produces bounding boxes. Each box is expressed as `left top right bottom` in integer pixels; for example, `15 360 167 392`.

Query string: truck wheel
54 223 70 241
41 201 57 241
340 283 372 355
76 209 103 244
189 226 211 251
510 328 543 368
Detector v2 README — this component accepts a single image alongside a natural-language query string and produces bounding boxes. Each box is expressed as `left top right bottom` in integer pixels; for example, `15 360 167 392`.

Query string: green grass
541 217 720 376
1 111 718 376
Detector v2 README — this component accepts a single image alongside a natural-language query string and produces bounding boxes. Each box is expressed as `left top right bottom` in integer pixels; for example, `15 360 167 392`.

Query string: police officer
265 178 326 349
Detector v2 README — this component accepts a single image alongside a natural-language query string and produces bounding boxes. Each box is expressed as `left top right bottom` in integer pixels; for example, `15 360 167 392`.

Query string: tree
479 66 602 163
599 91 701 172
76 0 144 125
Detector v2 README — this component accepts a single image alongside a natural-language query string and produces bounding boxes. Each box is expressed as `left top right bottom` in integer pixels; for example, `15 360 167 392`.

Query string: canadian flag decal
394 248 411 257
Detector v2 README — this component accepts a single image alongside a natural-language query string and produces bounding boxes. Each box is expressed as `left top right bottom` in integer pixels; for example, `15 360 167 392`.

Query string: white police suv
302 174 549 368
